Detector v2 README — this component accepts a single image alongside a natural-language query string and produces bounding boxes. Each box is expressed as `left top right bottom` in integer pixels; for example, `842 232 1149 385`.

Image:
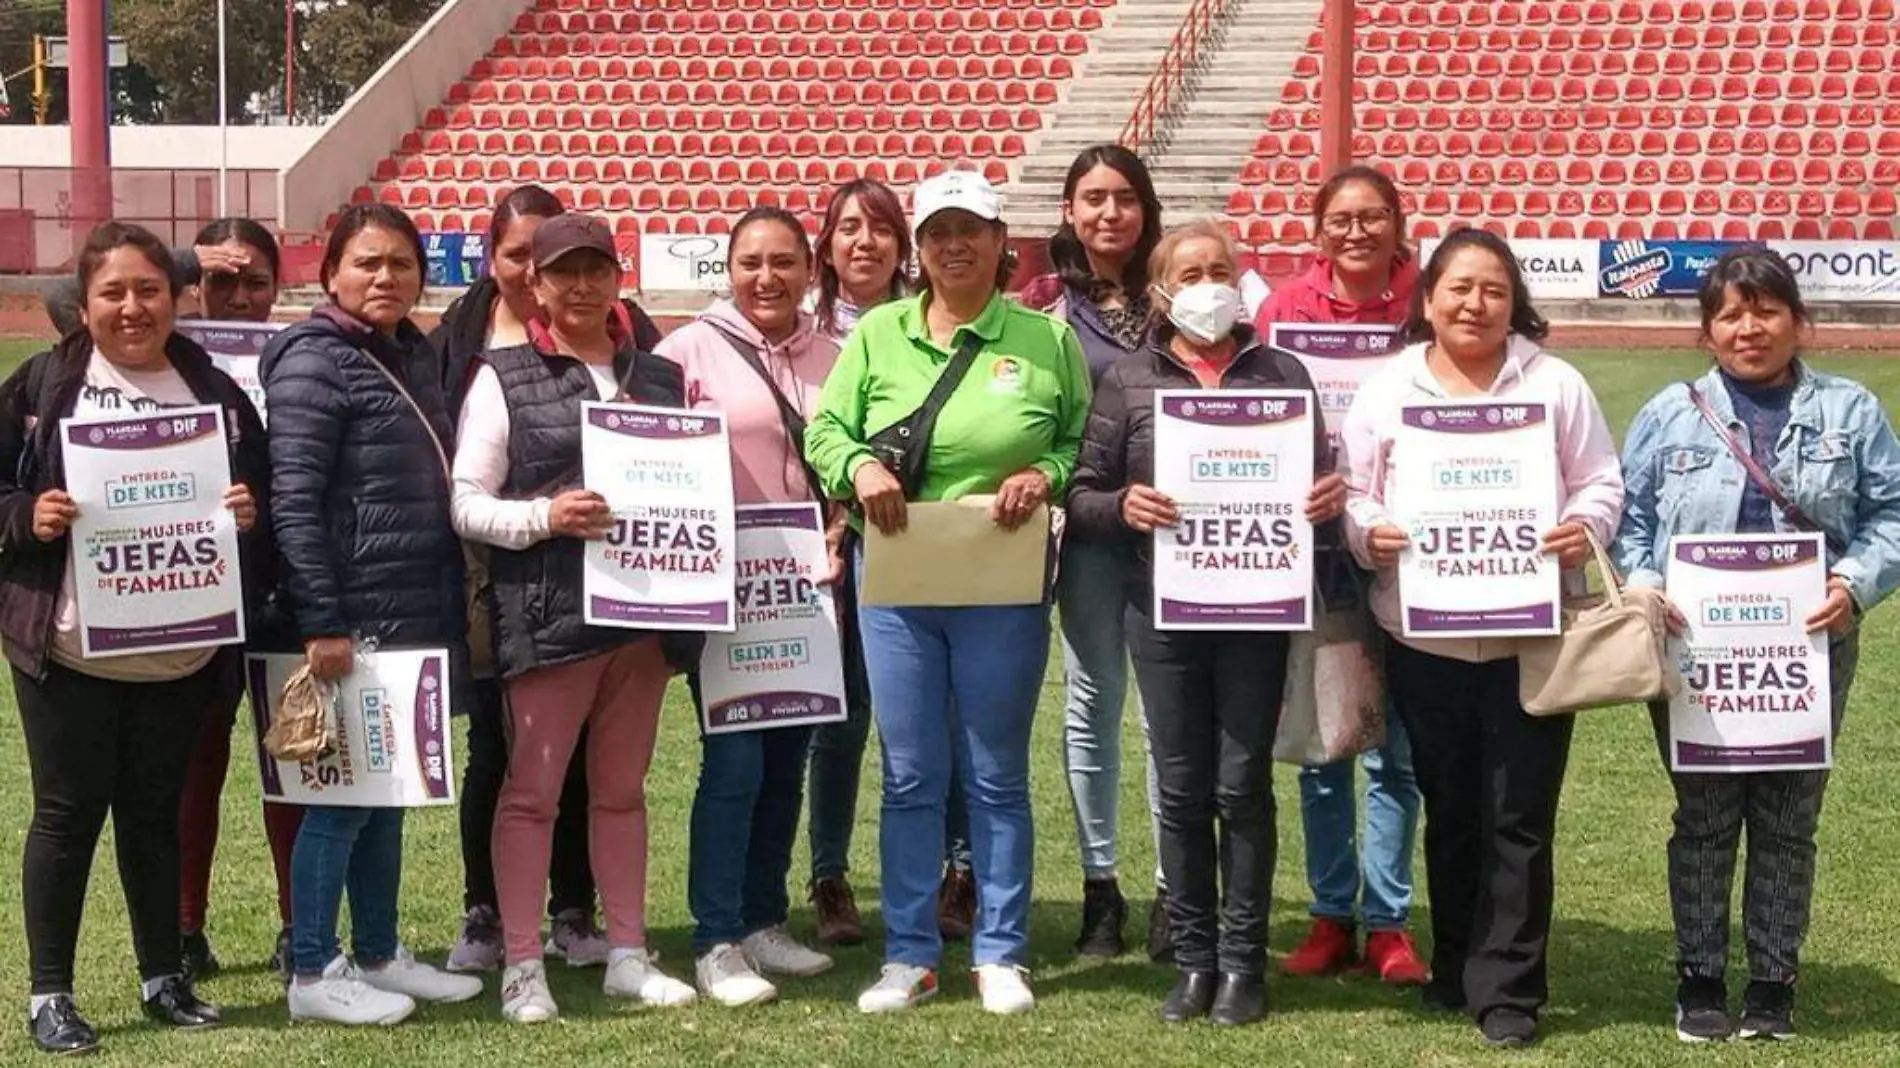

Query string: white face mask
1155 282 1243 345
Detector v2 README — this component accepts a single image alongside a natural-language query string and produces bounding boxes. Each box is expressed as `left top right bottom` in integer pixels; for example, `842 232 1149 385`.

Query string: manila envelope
861 496 1049 607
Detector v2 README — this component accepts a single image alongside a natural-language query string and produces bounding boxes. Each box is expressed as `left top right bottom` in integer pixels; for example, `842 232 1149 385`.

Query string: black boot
1146 891 1174 963
1159 971 1219 1023
269 927 293 982
1074 878 1128 958
180 929 220 980
141 976 221 1030
1210 972 1268 1027
29 995 99 1055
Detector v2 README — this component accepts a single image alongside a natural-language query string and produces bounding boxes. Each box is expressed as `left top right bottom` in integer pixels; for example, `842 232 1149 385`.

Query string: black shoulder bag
865 332 985 499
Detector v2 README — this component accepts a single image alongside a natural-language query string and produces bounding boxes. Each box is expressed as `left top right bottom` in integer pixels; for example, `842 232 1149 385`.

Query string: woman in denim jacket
1613 248 1900 1043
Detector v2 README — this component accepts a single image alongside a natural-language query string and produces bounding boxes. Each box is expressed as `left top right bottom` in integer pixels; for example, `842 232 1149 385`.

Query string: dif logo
105 473 196 510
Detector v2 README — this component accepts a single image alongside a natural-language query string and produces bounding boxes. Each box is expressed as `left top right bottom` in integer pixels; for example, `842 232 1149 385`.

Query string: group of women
3 143 1897 1054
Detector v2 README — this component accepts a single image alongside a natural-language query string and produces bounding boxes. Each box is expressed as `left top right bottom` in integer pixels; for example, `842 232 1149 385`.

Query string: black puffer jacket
432 275 663 418
260 305 466 654
0 330 272 678
1066 324 1333 601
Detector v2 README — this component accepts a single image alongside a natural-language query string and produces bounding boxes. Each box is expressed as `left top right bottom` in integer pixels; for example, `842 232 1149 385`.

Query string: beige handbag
263 664 337 761
1517 528 1682 716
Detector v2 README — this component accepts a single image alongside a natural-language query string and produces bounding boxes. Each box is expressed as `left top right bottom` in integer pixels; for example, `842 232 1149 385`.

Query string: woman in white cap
805 171 1092 1015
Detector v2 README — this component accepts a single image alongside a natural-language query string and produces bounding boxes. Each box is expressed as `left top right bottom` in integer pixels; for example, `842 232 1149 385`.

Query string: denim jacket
1612 362 1900 614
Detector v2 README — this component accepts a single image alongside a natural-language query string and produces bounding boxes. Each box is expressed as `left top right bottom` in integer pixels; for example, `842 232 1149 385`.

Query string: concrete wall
4 126 320 170
278 0 536 230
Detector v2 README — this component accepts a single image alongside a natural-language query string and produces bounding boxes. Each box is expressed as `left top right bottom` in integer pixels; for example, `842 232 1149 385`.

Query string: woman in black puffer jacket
261 204 481 1026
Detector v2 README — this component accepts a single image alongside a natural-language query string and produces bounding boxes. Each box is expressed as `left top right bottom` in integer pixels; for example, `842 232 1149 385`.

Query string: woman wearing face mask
1019 145 1169 961
657 207 843 1006
452 213 698 1023
0 221 269 1055
1339 228 1623 1048
1068 220 1341 1026
805 171 1092 1016
431 186 657 975
263 203 484 1026
1264 168 1429 989
1613 249 1900 1043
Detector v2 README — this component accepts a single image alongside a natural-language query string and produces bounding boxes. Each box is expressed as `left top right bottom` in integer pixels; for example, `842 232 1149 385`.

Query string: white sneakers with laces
288 955 416 1026
742 926 834 978
603 947 696 1007
696 943 778 1007
857 963 939 1014
974 964 1035 1015
360 945 484 1004
500 960 558 1024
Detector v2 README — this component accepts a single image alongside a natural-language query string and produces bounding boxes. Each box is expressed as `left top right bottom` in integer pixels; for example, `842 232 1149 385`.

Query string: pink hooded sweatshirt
656 300 841 506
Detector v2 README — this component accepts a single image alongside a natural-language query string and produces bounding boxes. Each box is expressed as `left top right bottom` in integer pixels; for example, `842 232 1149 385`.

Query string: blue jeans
290 805 404 977
858 557 1048 968
689 714 811 953
1296 712 1420 930
1057 536 1159 882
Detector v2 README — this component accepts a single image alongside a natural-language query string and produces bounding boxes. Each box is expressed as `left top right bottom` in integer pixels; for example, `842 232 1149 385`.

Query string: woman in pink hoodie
657 208 844 1007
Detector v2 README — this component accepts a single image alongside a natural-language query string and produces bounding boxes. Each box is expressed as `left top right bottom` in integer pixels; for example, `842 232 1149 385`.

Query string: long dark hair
77 220 180 299
487 184 564 275
1049 144 1162 301
319 203 426 294
193 217 282 279
1697 247 1809 336
1398 227 1548 345
814 179 911 335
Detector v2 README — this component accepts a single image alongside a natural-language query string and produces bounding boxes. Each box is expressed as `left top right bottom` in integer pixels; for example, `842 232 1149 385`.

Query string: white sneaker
742 926 834 978
857 963 939 1014
361 945 484 1004
974 964 1035 1015
288 955 416 1026
602 948 697 1007
695 943 778 1007
500 960 558 1024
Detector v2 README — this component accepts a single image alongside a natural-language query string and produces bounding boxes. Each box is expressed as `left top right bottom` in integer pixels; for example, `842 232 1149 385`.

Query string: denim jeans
1296 710 1420 929
857 551 1048 968
290 805 404 977
689 700 812 953
1057 536 1160 882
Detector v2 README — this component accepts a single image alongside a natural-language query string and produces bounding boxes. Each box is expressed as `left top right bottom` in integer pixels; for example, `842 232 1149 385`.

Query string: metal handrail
1117 0 1238 153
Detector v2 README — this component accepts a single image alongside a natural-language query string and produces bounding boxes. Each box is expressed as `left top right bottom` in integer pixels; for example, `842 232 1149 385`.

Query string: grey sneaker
545 907 610 967
447 905 504 974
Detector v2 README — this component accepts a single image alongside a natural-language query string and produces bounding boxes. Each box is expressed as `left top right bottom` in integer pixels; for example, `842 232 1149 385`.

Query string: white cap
911 171 1004 236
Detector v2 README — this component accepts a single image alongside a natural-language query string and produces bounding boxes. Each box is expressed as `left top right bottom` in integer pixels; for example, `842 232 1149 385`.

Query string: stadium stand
1224 0 1900 247
346 0 1119 239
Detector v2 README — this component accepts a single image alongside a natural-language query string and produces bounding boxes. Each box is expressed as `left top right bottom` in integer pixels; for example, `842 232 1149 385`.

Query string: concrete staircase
1003 0 1325 232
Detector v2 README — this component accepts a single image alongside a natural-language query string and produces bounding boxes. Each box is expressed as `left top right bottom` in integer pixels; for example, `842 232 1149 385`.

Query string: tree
0 0 71 125
294 0 445 121
111 0 284 124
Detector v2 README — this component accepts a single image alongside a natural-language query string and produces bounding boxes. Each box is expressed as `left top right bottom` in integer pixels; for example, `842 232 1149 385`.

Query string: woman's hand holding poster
247 648 456 807
698 504 847 734
60 405 245 656
581 403 737 632
1390 401 1561 638
1151 390 1314 630
1665 533 1832 772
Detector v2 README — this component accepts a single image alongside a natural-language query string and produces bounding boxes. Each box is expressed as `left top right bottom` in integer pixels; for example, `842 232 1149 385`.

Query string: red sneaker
1364 930 1429 986
1280 918 1359 977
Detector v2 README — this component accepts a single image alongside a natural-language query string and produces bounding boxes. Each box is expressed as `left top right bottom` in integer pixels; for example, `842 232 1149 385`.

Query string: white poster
581 402 737 632
60 405 245 657
1768 242 1900 304
175 319 281 426
1419 238 1601 301
1151 390 1315 630
698 503 848 734
1267 323 1400 452
247 648 456 807
1666 533 1833 773
638 233 730 292
1391 401 1561 639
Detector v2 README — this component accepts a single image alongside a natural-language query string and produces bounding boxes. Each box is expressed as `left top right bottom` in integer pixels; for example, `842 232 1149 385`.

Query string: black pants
16 655 228 993
1127 607 1286 978
461 677 594 914
1386 639 1575 1020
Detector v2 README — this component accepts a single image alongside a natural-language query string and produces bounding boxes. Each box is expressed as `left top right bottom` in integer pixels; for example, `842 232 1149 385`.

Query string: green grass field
1 336 1899 1065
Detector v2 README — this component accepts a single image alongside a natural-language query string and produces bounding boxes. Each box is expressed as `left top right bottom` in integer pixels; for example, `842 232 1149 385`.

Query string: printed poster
60 405 245 657
1267 322 1400 451
1152 390 1315 630
175 319 281 425
698 504 848 734
581 402 737 632
247 648 456 807
1666 533 1832 773
1390 401 1560 638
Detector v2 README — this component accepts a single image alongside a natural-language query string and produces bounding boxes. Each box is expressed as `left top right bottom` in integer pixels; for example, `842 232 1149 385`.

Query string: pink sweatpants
495 638 669 964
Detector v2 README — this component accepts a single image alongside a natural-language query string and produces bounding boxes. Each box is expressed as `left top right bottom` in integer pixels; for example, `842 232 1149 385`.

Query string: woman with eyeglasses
1260 168 1429 990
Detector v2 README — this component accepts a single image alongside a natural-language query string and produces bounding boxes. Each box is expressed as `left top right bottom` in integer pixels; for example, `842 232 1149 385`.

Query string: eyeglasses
1320 208 1396 238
